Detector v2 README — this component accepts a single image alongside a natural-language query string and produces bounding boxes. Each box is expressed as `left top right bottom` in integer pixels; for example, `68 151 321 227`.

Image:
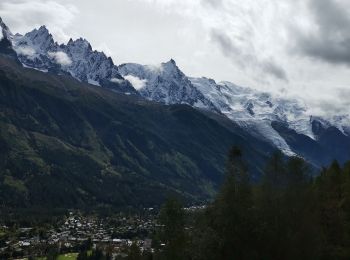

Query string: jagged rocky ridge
0 18 136 94
118 61 218 111
1 18 350 167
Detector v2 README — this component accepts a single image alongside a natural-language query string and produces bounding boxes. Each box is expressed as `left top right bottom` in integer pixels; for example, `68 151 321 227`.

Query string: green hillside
0 56 271 210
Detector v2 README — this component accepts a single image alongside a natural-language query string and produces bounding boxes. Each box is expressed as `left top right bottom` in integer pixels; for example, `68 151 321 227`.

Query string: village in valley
0 209 158 259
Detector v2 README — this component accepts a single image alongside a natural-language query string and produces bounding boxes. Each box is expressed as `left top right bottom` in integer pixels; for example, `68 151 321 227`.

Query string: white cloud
147 64 164 73
48 51 72 66
0 30 3 41
124 75 147 90
15 46 36 56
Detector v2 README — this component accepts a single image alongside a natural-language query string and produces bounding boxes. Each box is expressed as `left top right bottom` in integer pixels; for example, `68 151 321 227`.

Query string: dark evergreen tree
315 161 349 258
157 197 188 260
283 157 322 259
190 147 256 259
213 146 255 259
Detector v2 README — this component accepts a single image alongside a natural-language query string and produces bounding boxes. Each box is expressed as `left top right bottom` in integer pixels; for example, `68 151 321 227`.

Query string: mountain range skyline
1 15 350 166
1 3 350 259
1 0 350 118
0 15 347 121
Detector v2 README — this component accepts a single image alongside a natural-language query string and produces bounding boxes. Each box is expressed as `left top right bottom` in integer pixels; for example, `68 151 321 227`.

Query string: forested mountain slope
0 56 273 209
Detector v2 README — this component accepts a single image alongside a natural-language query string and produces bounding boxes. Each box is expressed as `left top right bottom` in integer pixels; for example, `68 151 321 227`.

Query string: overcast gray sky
1 0 350 116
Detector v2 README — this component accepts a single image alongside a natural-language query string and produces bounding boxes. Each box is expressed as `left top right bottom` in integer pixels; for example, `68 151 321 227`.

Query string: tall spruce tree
157 198 188 260
316 161 348 258
210 146 256 259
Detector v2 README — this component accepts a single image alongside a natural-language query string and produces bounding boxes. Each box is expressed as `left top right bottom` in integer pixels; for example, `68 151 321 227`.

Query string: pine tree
283 157 322 259
210 146 256 259
254 151 287 258
316 161 348 258
157 197 188 260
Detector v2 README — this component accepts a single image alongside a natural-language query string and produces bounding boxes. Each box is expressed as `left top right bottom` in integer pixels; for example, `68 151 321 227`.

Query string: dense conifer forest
148 148 350 260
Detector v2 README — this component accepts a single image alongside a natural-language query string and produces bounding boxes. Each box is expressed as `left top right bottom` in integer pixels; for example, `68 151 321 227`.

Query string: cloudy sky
1 0 350 116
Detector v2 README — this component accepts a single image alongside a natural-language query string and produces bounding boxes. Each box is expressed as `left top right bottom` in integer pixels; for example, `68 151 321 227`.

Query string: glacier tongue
191 76 349 154
235 119 296 156
190 77 299 154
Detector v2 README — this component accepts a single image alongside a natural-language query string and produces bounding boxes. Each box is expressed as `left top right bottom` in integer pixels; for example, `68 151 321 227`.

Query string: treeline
153 148 350 260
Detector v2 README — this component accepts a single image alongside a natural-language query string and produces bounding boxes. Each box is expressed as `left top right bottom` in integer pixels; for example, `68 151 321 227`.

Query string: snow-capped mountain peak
35 25 50 37
119 60 218 111
163 58 177 68
0 18 19 60
0 19 136 94
66 37 92 52
15 26 55 54
0 17 13 40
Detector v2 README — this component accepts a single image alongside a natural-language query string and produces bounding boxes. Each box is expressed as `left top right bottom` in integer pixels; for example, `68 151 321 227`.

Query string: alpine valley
0 18 349 209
